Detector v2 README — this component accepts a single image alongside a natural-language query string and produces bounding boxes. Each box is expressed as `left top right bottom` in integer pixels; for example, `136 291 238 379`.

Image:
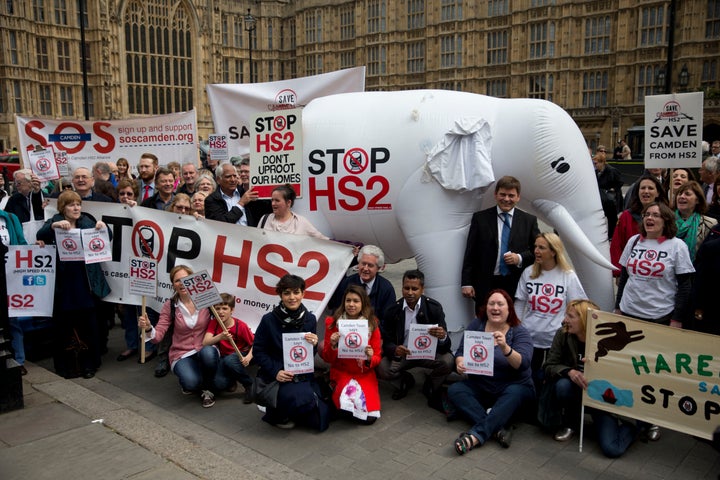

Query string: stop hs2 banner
15 110 198 172
207 67 365 157
584 309 720 440
55 201 354 331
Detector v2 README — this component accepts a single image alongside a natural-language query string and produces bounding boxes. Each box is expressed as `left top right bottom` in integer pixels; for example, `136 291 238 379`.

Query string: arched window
124 0 193 114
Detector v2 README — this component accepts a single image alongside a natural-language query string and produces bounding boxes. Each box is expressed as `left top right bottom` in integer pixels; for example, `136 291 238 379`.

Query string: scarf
272 302 307 330
675 211 700 261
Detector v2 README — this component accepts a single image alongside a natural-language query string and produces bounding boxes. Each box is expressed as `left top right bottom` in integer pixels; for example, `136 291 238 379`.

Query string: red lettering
309 176 337 211
54 122 88 154
93 122 115 153
367 175 391 209
24 120 49 147
297 251 329 301
15 249 33 269
338 176 365 210
254 244 293 295
212 237 252 288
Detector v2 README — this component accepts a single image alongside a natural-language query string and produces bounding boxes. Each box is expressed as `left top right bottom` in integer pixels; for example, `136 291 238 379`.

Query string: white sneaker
201 390 215 408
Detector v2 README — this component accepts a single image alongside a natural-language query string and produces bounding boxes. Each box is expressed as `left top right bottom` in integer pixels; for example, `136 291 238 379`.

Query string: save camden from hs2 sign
644 92 704 169
249 108 303 199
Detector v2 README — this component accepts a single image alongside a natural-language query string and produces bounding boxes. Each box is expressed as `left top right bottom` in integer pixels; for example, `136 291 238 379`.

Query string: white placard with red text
55 149 69 177
127 256 158 297
282 332 315 374
180 270 223 310
463 331 495 376
81 227 112 264
337 319 369 359
407 323 438 360
5 245 57 316
54 229 84 261
28 147 60 182
249 108 303 198
644 92 704 168
208 134 229 164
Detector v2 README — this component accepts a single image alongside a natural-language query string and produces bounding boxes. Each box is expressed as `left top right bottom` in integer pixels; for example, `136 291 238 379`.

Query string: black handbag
250 375 279 408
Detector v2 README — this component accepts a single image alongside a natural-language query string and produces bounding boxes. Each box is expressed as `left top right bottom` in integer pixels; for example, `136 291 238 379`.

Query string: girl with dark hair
449 289 534 454
252 274 330 430
321 284 382 424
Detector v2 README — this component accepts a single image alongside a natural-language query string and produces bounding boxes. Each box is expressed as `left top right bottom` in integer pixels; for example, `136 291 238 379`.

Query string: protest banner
283 332 314 374
337 319 368 359
81 227 112 264
584 309 720 440
5 245 56 316
644 92 703 168
44 200 354 331
206 68 365 157
462 331 495 376
249 108 303 198
16 110 198 172
407 323 438 360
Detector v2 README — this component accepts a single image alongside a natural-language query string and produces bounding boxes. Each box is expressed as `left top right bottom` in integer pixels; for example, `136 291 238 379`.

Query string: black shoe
19 365 28 376
154 360 169 378
392 372 415 400
82 369 96 379
495 428 513 448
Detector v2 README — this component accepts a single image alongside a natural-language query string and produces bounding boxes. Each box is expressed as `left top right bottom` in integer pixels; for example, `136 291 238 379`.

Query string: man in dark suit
461 175 540 305
204 163 257 226
327 244 396 325
378 269 452 404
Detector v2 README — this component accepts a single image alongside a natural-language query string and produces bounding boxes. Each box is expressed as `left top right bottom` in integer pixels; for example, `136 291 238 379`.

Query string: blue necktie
499 212 511 276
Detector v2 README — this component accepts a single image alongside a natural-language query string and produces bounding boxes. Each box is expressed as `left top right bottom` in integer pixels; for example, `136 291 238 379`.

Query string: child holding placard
203 293 255 403
321 284 382 424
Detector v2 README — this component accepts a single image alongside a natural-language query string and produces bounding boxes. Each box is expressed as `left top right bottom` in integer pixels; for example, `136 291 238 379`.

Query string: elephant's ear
423 117 495 192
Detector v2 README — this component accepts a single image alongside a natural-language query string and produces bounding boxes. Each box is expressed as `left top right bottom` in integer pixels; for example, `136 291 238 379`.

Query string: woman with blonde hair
514 232 586 385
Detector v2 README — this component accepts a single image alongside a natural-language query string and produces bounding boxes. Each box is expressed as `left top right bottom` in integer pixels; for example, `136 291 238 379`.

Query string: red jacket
610 210 640 277
321 316 382 413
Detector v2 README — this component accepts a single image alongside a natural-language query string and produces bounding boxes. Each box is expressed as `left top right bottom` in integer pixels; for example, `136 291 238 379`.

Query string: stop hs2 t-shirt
619 234 695 320
515 266 586 349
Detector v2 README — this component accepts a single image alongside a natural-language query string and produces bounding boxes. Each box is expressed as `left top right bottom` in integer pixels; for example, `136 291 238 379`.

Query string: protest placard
283 332 314 374
463 331 495 376
55 229 84 261
5 245 56 316
180 269 223 310
407 323 438 360
127 256 158 297
337 319 368 359
81 227 112 264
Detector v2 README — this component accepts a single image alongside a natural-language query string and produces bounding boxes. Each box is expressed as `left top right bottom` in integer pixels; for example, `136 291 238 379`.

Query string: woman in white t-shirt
514 232 586 384
616 201 695 327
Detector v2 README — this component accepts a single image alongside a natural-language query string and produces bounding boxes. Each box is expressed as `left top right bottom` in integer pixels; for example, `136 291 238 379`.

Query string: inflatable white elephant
294 90 614 332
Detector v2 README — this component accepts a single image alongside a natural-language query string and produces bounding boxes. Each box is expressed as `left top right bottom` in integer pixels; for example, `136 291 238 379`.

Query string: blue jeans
9 317 25 365
121 306 156 352
591 410 636 458
448 380 535 445
172 345 219 393
214 353 253 390
553 378 583 428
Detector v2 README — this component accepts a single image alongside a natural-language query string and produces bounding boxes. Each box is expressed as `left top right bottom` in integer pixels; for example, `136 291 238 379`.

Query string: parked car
0 152 21 189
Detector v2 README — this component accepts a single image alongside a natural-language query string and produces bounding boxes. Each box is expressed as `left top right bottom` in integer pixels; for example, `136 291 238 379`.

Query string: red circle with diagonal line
289 345 308 363
470 344 488 362
343 148 369 174
131 220 164 261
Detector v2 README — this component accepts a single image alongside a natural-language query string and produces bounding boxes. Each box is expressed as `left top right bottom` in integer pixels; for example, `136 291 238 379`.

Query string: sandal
454 432 479 455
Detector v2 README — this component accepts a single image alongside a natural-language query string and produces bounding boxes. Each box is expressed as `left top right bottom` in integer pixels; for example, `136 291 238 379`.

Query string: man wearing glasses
5 169 45 222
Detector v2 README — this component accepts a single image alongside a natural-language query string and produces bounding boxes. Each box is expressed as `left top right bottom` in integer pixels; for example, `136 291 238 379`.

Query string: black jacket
381 295 451 359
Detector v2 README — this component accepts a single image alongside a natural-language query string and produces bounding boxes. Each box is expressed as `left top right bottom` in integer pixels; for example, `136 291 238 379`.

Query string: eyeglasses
174 206 191 212
118 191 134 197
642 212 662 219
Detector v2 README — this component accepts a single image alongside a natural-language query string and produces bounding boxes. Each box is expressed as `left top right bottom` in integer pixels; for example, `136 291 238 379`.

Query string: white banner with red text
5 245 57 317
16 110 198 172
584 309 720 440
60 201 354 331
206 68 365 157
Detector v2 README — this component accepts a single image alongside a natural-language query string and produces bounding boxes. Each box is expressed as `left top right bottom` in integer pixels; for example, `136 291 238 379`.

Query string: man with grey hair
5 169 44 222
176 162 198 196
204 163 257 225
700 156 719 204
328 244 396 326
